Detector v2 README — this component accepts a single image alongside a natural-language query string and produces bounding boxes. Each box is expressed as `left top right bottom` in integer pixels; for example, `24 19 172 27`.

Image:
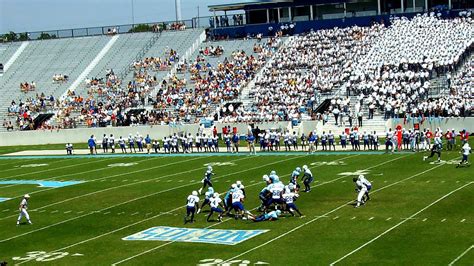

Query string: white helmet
303 165 308 170
288 183 295 190
270 170 276 176
236 181 242 186
24 194 30 198
276 210 282 216
192 191 198 196
213 192 219 198
207 165 213 171
358 175 364 180
263 174 269 181
231 184 237 189
296 167 301 172
208 187 215 194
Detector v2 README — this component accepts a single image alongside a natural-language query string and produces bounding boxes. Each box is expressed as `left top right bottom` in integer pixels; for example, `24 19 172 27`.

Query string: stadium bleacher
0 13 472 132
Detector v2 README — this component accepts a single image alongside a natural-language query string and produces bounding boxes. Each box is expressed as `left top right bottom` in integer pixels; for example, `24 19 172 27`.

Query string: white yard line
0 156 228 221
113 155 415 265
16 155 314 265
448 245 474 266
2 155 301 244
221 155 450 263
0 158 115 180
0 158 71 173
0 157 152 190
330 182 473 265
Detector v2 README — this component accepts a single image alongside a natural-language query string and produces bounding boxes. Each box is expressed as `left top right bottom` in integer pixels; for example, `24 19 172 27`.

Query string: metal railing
1 19 195 43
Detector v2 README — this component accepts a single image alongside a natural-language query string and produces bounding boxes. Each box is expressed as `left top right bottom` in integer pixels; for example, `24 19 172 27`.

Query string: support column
448 0 451 9
266 9 270 23
277 8 280 22
378 0 381 14
288 7 292 21
344 2 347 17
310 5 314 20
424 0 428 11
412 0 415 11
213 10 216 28
401 0 404 12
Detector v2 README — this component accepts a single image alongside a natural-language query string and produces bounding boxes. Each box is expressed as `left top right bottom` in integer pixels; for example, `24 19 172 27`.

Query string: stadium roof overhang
209 0 349 12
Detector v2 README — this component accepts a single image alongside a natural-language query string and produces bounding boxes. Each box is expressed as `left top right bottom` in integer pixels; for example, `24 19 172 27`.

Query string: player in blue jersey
302 165 314 192
88 135 96 155
198 165 215 194
207 193 225 222
290 167 301 190
232 133 240 153
145 134 152 154
247 133 256 155
248 210 281 222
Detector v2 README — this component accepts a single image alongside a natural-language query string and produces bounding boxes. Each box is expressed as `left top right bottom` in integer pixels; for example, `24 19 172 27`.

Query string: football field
0 150 472 265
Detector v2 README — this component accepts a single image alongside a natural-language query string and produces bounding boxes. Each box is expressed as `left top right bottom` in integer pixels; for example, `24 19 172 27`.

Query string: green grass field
0 148 472 265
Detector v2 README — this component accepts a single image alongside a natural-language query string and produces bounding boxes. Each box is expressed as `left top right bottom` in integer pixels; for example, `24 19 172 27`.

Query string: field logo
18 164 49 168
204 162 236 167
123 226 268 245
198 259 269 265
429 159 458 165
337 170 370 176
310 161 346 166
13 251 69 262
0 197 11 202
108 163 138 167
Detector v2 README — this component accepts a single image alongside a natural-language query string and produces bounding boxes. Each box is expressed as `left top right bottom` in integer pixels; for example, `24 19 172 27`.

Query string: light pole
175 0 182 22
131 0 135 26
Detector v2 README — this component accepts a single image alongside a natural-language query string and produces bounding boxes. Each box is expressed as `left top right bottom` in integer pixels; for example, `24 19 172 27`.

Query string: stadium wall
0 119 472 146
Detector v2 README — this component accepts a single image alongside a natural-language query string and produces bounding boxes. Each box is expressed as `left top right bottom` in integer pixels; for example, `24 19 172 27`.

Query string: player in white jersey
17 194 32 225
207 193 224 222
283 188 303 217
197 187 214 214
457 142 471 168
108 134 115 153
231 189 246 219
353 175 372 207
184 191 199 224
267 180 285 209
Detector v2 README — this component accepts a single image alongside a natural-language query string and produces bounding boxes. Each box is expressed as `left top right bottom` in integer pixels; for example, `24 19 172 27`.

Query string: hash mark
386 217 392 221
368 217 374 220
422 218 427 222
64 211 72 214
351 216 356 220
460 219 466 223
441 218 446 222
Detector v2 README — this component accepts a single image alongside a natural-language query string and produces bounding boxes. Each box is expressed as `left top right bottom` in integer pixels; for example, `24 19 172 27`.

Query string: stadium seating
1 14 472 132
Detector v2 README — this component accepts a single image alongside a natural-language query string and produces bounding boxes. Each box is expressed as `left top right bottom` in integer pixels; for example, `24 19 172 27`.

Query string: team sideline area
0 144 472 265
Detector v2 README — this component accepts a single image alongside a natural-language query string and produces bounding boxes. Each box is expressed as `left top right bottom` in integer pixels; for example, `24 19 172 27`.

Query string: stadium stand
1 13 472 132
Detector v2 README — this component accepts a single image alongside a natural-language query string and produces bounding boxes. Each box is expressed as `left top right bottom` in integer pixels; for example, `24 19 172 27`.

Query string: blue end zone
0 197 11 202
123 226 269 245
0 180 84 188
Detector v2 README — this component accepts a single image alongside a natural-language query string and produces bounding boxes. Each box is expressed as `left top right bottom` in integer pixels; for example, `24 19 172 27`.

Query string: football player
184 191 199 224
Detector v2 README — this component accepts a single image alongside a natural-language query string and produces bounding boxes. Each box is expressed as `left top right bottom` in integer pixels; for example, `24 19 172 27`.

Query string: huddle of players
184 165 315 223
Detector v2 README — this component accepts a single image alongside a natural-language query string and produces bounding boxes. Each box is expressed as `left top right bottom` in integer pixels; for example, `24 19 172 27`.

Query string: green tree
3 31 17 42
38 32 57 40
18 32 29 41
128 24 152 33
